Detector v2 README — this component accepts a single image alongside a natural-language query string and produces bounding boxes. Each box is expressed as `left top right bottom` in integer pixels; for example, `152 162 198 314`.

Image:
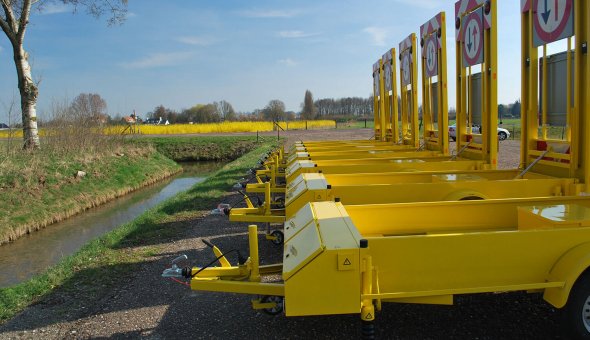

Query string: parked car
448 124 510 141
0 123 9 130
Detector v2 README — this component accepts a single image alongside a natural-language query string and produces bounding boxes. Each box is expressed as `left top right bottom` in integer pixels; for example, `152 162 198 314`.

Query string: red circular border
462 11 483 66
533 0 572 43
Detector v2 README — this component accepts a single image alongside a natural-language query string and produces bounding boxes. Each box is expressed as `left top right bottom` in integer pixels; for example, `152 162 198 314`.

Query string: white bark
1 0 40 149
14 44 40 149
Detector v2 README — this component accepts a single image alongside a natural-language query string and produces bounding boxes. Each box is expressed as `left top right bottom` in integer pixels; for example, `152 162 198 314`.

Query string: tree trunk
13 44 39 149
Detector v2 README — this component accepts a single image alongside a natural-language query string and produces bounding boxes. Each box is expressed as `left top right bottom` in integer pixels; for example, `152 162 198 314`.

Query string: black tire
498 131 508 141
270 230 284 245
260 295 284 315
562 270 590 339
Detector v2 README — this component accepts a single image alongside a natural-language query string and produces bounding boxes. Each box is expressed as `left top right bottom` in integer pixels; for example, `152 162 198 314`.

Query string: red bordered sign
425 35 438 78
462 8 484 67
532 0 573 47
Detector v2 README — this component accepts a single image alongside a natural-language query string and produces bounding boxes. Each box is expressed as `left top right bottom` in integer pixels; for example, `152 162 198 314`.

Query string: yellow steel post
410 34 420 148
382 48 398 143
577 0 590 187
248 225 260 282
373 61 381 140
379 59 387 142
399 33 420 148
521 0 582 182
454 0 497 168
391 48 400 142
264 181 271 215
420 12 450 155
360 254 375 321
487 0 498 168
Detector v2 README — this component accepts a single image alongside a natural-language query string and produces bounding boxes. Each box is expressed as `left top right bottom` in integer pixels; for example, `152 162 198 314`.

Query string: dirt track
1 130 565 339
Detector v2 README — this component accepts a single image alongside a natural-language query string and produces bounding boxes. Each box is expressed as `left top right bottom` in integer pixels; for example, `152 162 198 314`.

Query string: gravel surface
0 130 567 339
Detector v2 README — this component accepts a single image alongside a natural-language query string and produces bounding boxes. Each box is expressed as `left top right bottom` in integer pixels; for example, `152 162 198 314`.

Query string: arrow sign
467 26 473 51
533 0 573 47
425 36 438 78
401 52 411 87
541 0 551 24
462 8 484 67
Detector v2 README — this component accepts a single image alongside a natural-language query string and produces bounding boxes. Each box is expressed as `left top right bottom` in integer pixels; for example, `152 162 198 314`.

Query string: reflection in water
0 162 221 287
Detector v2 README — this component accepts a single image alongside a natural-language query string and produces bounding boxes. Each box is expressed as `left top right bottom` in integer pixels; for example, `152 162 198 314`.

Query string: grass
138 136 261 161
0 143 181 244
0 140 277 323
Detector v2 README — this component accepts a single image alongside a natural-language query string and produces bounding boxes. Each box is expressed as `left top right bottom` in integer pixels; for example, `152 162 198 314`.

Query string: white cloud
393 0 439 9
120 52 195 69
39 3 70 15
278 30 319 39
363 27 388 46
240 9 299 18
278 58 297 67
176 36 216 46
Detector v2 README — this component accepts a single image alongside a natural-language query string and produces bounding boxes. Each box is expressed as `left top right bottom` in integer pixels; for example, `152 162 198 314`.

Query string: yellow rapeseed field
0 120 336 138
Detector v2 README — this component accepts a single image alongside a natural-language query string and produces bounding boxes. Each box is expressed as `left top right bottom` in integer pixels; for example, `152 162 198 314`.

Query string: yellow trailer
165 1 590 338
165 198 590 338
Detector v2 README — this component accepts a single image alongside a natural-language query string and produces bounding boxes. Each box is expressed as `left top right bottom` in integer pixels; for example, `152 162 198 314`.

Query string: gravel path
0 131 566 339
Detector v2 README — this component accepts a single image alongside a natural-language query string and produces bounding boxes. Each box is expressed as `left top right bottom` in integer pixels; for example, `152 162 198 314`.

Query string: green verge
139 136 262 161
0 145 181 245
0 141 277 323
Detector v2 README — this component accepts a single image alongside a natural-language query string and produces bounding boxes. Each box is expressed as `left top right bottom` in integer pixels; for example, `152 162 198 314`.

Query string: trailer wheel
261 295 284 316
563 271 590 338
270 230 284 245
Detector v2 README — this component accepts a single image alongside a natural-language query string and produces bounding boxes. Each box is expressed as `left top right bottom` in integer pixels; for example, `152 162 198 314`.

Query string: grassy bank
0 143 181 245
0 141 277 322
140 136 261 161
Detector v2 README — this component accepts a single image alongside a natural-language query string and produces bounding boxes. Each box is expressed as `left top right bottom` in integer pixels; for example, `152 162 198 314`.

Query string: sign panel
383 50 393 92
373 61 380 97
425 35 438 78
401 51 412 87
462 8 484 67
532 0 573 47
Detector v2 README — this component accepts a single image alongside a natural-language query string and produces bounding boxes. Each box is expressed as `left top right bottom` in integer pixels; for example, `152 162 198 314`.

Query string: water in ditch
0 162 222 288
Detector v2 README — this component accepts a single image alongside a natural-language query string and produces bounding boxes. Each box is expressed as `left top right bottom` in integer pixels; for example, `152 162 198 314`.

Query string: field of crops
0 120 336 138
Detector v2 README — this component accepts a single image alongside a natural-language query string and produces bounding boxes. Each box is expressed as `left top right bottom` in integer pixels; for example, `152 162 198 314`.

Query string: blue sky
0 1 532 122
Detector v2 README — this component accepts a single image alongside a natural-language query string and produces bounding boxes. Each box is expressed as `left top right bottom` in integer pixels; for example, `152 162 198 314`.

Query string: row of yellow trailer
163 1 590 338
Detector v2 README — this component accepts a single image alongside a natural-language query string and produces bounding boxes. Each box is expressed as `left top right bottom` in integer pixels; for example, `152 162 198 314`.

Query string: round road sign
533 0 573 46
425 36 438 78
401 52 411 86
462 9 484 67
384 63 392 91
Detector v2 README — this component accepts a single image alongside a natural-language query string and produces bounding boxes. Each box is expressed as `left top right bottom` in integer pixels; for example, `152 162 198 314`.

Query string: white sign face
462 8 484 67
425 36 438 78
533 0 573 47
384 62 392 92
401 52 411 87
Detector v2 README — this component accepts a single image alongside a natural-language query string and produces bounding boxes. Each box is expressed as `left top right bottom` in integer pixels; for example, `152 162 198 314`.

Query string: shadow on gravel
0 224 569 339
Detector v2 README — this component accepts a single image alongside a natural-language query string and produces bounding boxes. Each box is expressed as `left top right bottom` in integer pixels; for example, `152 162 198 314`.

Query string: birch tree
0 0 128 149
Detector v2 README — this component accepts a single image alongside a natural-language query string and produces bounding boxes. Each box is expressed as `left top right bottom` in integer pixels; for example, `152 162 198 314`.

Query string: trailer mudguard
544 242 590 308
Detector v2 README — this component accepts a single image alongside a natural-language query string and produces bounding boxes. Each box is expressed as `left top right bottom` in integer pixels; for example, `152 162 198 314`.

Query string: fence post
305 121 308 130
257 130 259 143
364 119 367 128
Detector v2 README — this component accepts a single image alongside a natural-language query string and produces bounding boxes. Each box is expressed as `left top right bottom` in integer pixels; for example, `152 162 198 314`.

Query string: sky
0 0 550 123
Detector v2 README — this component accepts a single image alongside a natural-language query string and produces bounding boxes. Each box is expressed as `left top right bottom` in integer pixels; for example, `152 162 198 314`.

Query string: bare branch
16 0 31 44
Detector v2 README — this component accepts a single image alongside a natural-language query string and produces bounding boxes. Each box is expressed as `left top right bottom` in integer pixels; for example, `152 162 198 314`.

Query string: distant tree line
314 96 373 118
24 91 523 128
